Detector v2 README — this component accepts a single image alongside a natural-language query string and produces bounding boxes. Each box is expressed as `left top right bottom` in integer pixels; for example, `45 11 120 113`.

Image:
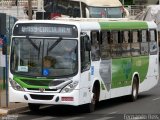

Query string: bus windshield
88 7 123 18
43 0 124 18
10 38 78 78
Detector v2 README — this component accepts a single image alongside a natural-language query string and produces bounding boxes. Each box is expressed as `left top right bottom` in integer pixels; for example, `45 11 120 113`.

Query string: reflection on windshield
10 38 78 77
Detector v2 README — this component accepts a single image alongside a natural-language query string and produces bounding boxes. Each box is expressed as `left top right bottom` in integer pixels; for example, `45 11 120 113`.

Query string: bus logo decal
39 88 45 92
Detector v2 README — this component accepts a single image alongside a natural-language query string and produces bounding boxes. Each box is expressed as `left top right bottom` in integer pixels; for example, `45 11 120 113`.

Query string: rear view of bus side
9 19 159 113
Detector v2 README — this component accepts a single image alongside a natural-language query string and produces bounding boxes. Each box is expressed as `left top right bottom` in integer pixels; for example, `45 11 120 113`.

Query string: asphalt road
5 81 160 120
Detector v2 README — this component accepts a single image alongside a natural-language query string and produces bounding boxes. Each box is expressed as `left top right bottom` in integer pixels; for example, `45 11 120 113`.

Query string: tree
120 0 133 5
28 0 33 20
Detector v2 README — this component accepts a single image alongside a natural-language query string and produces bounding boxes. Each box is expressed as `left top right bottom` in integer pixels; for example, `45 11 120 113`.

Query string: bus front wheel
28 103 40 112
130 76 139 102
85 85 99 113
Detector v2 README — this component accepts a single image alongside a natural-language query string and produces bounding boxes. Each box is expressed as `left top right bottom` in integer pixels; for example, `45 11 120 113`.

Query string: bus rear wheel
28 103 40 112
130 77 139 102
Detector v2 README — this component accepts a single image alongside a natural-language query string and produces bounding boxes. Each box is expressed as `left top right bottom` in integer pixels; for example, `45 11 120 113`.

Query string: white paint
31 116 55 120
94 117 114 120
111 86 131 98
64 117 84 120
108 111 117 114
153 97 160 101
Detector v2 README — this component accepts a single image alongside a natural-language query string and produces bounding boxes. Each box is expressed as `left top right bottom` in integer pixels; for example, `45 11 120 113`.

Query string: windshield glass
10 38 78 78
89 7 123 18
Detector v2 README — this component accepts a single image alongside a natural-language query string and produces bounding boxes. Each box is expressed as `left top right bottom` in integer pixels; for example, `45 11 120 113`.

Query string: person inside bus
43 56 56 68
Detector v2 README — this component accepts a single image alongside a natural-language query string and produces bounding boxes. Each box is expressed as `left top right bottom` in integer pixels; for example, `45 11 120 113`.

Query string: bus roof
99 21 148 30
70 0 122 7
15 19 157 31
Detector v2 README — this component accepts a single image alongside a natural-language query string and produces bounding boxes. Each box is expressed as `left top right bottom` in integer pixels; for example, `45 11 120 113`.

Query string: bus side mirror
86 40 91 51
83 35 91 51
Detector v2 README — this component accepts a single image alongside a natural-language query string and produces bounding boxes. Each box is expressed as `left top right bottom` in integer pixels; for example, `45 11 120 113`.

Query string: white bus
8 19 159 112
39 0 128 19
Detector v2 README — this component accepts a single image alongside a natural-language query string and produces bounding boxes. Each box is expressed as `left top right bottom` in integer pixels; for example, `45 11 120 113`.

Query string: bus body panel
139 55 159 92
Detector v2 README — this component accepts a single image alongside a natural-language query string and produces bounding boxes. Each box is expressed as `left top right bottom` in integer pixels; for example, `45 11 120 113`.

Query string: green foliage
120 0 133 5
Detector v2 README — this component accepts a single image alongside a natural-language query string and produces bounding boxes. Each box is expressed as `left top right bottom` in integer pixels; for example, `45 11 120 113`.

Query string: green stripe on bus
13 75 52 89
99 21 148 30
111 56 149 88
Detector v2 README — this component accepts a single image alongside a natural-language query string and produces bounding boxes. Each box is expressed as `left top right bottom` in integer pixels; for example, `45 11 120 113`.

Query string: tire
130 77 139 102
85 86 97 113
28 103 40 112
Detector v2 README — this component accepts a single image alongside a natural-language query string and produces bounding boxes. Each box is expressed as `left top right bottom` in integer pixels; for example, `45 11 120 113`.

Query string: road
6 82 160 120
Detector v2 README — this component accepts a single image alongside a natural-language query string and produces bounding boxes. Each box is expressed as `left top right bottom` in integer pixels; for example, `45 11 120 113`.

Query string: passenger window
131 31 140 56
110 31 121 58
91 31 100 61
121 31 131 57
140 30 149 55
149 30 157 55
100 31 111 60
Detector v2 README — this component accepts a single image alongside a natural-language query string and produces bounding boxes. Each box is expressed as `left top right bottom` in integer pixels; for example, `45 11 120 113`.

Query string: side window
110 31 121 58
100 31 111 60
131 31 140 56
121 31 131 57
140 30 149 55
81 34 91 72
149 30 157 55
91 31 100 61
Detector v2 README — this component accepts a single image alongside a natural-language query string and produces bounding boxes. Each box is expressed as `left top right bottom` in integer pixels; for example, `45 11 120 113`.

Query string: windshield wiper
28 38 39 51
27 37 41 59
38 41 41 59
47 37 62 53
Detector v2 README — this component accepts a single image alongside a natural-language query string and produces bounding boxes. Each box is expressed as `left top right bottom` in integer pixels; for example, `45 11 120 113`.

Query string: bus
8 19 159 112
37 0 128 19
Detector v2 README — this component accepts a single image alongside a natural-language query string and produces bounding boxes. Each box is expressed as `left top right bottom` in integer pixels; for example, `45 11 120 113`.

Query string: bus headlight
61 81 78 93
9 78 24 91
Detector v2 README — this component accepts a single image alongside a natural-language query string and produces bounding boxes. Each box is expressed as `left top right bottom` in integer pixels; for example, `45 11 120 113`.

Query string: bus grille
30 94 54 100
21 79 64 87
27 88 57 91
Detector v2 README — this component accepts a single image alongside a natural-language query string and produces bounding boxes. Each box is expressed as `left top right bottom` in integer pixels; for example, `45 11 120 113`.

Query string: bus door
80 33 92 102
99 31 112 93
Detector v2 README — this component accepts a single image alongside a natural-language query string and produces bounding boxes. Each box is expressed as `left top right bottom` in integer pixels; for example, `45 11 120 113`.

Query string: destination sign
13 23 78 38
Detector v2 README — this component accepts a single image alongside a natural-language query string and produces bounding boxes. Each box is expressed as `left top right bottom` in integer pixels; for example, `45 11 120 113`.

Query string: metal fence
125 5 147 16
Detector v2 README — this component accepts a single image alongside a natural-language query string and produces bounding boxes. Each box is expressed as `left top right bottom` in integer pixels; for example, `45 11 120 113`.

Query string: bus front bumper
9 87 80 106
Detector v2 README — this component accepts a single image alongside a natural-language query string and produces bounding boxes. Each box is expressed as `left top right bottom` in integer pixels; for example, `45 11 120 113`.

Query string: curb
0 105 29 116
8 106 29 114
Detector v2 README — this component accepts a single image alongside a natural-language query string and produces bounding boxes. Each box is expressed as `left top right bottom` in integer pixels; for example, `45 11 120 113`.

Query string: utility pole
28 0 32 20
